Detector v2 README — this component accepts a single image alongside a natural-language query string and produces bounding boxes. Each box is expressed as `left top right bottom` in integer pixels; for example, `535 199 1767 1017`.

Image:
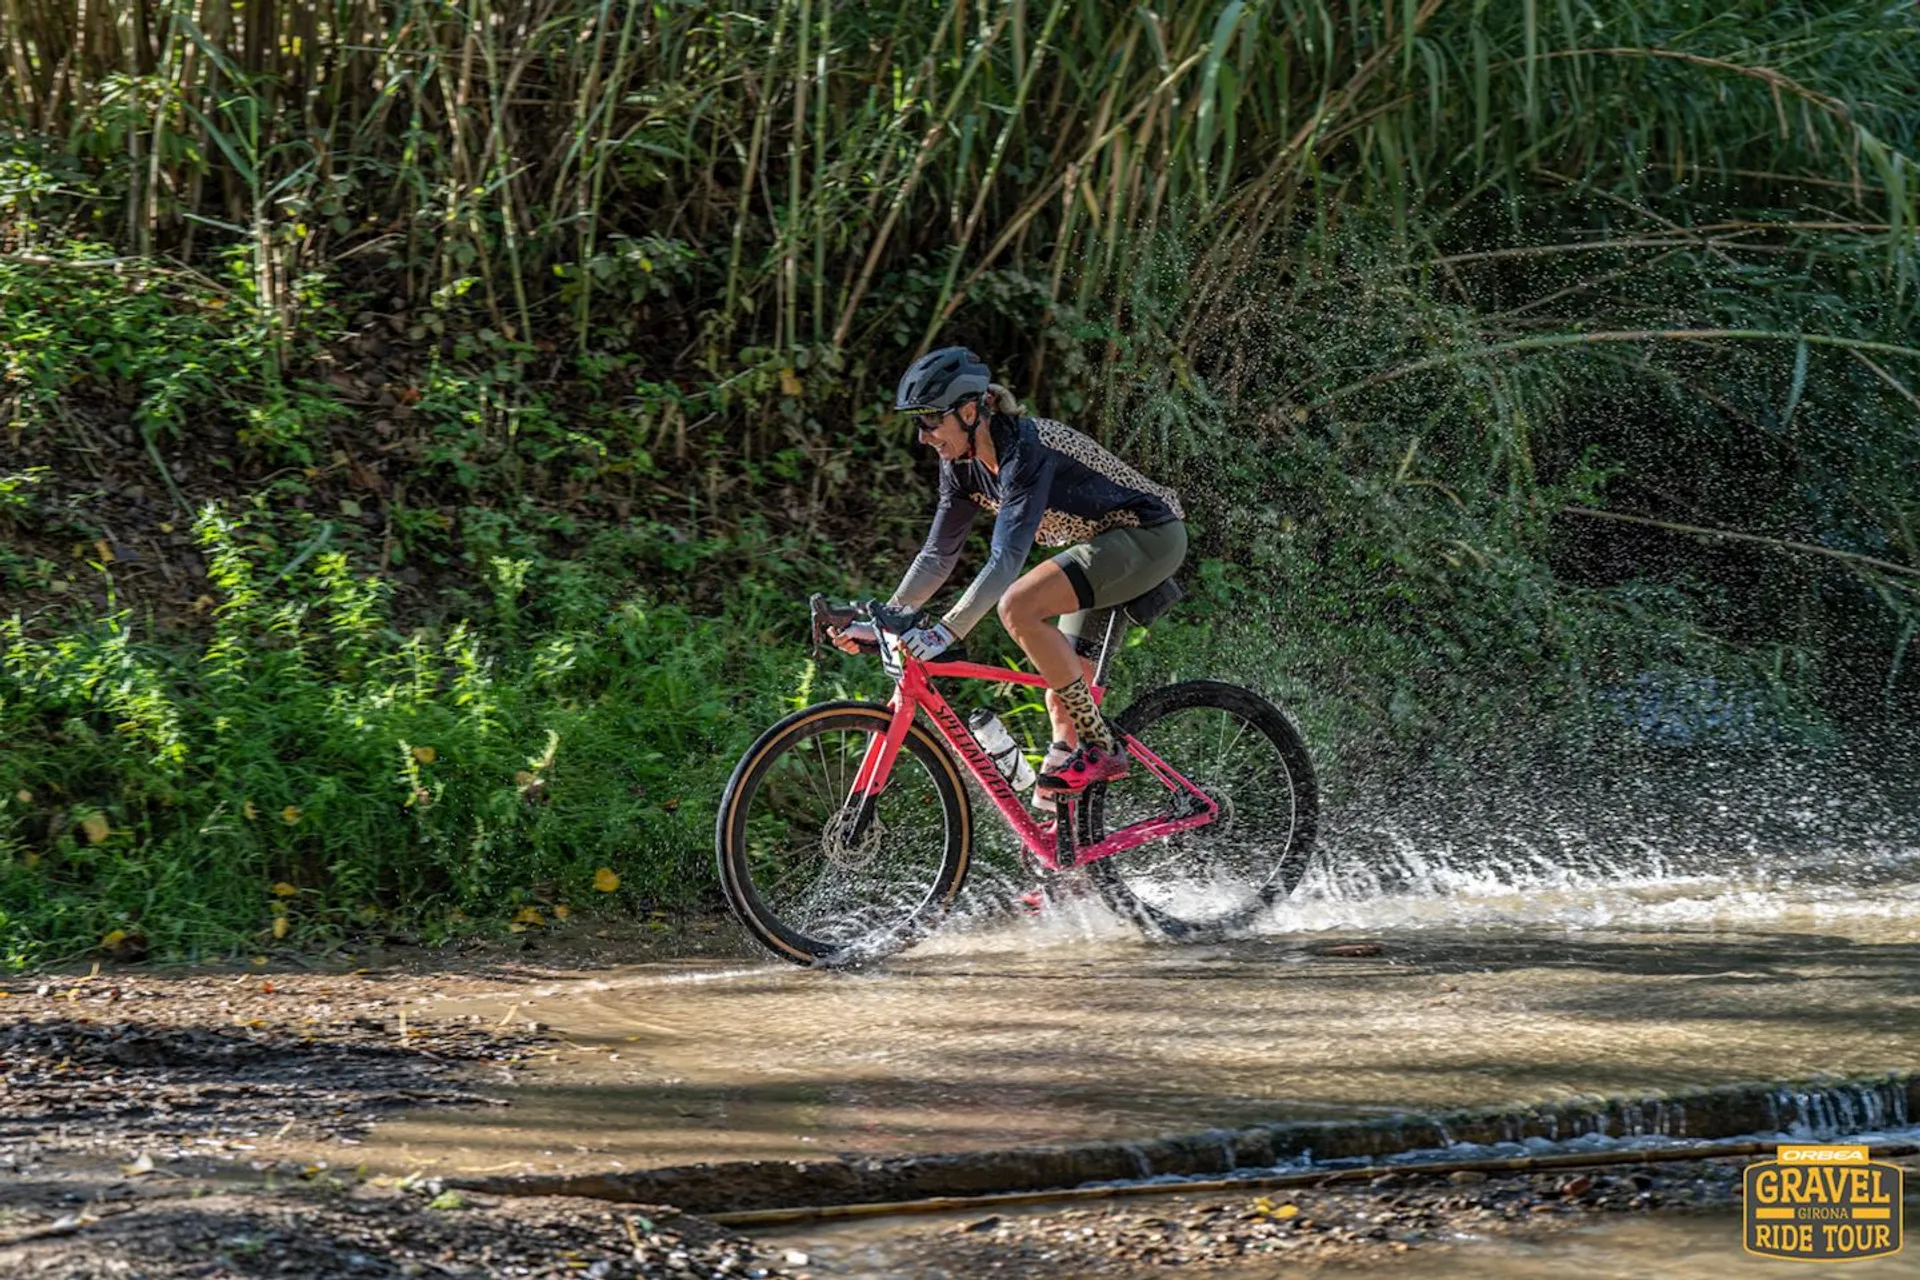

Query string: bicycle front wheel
1083 680 1318 940
715 701 972 965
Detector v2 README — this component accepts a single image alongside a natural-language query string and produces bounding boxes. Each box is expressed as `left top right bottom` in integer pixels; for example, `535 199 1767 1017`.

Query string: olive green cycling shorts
1052 519 1188 647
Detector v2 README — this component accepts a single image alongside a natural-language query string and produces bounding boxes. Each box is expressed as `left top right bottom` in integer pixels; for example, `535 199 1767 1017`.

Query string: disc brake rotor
821 806 886 872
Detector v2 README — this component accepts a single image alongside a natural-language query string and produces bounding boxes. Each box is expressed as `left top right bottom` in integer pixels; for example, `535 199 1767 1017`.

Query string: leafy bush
0 500 831 965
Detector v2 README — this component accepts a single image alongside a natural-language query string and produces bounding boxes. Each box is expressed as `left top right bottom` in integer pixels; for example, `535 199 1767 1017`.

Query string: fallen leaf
280 805 301 825
120 1153 155 1177
512 906 544 926
244 800 259 820
271 882 298 897
251 955 268 966
272 915 289 940
551 904 570 920
592 867 620 893
192 594 215 611
427 1190 466 1211
778 367 804 397
14 789 31 805
95 538 114 563
24 851 41 868
80 813 111 844
101 929 128 950
411 745 437 764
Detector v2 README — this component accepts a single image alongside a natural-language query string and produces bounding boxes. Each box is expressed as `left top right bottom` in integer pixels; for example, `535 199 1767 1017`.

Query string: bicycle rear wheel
1082 680 1317 940
715 701 972 965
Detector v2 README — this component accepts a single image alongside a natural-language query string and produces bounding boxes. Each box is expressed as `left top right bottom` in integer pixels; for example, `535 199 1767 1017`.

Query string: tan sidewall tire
715 701 972 965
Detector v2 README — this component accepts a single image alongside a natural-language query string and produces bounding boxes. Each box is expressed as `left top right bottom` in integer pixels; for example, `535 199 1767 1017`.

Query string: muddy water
352 875 1920 1177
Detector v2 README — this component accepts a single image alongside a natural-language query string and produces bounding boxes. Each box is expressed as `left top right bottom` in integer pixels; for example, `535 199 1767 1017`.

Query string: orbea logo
1745 1143 1903 1261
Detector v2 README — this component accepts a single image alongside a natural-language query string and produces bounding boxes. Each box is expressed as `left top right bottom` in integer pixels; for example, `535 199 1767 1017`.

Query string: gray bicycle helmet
895 347 991 413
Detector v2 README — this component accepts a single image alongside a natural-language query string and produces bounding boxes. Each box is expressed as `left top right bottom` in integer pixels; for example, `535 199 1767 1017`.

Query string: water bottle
968 709 1036 791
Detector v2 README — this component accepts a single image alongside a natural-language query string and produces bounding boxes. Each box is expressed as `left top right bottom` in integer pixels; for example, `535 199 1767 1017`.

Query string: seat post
1091 608 1124 689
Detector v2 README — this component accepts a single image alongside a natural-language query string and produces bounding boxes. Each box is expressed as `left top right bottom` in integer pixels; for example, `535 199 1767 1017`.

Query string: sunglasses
909 409 954 435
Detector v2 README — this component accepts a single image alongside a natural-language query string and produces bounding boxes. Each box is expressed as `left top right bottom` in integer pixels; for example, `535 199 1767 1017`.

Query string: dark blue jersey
890 414 1183 636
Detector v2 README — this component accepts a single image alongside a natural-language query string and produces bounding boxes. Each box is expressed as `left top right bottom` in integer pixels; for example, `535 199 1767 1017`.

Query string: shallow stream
354 869 1920 1177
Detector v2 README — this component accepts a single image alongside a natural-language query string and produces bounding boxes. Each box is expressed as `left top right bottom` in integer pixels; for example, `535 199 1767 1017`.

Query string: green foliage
0 0 1916 961
0 500 824 965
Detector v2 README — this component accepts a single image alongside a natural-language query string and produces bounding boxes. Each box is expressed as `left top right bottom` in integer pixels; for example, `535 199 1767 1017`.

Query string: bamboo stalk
917 0 1069 350
810 0 829 348
721 0 792 349
829 6 1006 350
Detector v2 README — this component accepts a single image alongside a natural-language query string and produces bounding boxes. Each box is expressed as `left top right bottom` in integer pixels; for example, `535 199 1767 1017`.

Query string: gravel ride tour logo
1745 1143 1903 1261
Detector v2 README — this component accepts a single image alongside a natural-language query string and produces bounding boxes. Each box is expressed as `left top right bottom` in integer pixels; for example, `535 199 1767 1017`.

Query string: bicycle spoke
805 735 836 811
726 710 957 956
1091 686 1315 934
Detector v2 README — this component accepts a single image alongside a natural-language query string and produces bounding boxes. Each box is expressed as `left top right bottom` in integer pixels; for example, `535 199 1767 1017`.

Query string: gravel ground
0 959 798 1279
0 967 547 1164
757 1157 1849 1277
0 1179 797 1279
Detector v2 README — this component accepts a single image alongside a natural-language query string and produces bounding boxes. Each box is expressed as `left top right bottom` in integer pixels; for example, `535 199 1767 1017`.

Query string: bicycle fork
837 694 917 846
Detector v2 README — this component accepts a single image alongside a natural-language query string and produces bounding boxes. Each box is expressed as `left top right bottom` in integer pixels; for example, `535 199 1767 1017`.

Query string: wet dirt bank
755 1155 1720 1277
0 943 805 1279
750 1150 1920 1277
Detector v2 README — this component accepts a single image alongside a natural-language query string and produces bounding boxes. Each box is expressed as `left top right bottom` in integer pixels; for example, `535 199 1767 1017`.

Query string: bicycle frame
846 637 1220 872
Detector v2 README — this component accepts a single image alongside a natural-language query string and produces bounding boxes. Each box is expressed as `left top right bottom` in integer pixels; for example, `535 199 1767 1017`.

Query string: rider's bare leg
999 561 1084 684
1000 563 1115 754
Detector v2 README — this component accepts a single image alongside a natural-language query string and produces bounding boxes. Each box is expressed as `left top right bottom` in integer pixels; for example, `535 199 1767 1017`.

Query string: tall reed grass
3 1 1919 962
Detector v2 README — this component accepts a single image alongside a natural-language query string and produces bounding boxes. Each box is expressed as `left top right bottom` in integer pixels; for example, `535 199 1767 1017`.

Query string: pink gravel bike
715 584 1318 966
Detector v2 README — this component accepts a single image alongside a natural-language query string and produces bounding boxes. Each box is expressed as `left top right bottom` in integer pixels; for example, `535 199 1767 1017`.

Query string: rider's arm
888 468 979 612
939 438 1056 638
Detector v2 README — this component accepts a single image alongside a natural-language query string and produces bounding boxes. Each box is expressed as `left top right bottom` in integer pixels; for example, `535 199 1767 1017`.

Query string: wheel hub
1172 784 1231 828
822 806 886 872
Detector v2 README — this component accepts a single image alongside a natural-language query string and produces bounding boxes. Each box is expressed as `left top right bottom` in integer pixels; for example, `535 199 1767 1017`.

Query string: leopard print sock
1053 677 1115 752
